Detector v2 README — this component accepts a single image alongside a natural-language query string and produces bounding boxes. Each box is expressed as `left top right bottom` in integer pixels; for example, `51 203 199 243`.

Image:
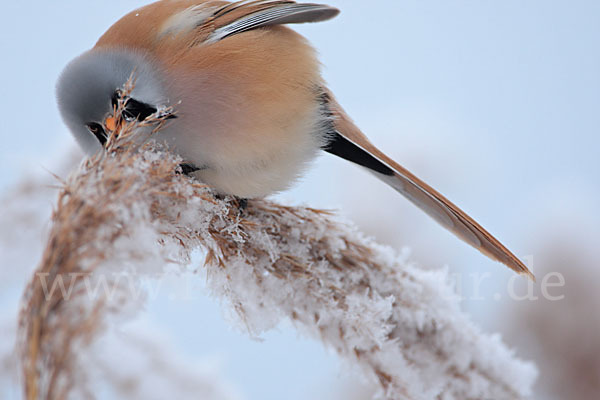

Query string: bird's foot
213 194 249 215
235 197 249 212
177 163 201 176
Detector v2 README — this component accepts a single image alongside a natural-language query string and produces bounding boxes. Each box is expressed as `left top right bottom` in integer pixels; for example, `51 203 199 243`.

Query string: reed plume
19 83 537 400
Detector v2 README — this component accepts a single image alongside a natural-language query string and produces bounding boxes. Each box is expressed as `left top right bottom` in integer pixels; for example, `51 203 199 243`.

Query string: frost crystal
18 113 537 400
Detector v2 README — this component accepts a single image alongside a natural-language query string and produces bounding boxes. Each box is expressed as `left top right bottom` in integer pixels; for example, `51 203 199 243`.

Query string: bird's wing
206 1 339 42
158 1 339 44
322 90 535 280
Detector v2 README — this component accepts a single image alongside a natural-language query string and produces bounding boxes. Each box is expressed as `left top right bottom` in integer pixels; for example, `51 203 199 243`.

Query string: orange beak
104 116 118 132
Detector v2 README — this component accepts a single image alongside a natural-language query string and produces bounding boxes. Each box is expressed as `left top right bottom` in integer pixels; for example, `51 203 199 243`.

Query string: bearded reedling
56 0 533 279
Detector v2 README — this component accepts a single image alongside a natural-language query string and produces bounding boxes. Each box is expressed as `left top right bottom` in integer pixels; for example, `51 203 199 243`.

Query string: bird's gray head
56 49 169 154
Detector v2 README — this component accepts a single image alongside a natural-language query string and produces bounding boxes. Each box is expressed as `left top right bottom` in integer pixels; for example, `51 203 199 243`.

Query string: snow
14 131 535 399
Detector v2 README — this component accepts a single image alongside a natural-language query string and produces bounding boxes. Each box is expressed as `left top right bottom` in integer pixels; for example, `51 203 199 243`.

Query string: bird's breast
155 27 327 198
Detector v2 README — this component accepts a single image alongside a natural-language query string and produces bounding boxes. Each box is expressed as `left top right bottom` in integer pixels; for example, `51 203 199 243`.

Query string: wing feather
158 1 338 45
206 1 339 43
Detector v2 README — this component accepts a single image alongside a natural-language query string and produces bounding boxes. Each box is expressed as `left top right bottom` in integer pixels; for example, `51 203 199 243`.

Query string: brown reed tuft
18 82 537 400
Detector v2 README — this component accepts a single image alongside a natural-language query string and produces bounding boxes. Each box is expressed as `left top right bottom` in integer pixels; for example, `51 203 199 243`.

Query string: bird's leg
177 163 201 176
213 194 249 215
235 197 249 212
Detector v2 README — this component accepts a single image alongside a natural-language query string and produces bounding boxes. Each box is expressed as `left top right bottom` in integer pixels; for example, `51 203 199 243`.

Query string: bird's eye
86 122 107 146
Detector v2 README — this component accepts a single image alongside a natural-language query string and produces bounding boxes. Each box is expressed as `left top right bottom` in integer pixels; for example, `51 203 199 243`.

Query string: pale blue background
1 1 599 399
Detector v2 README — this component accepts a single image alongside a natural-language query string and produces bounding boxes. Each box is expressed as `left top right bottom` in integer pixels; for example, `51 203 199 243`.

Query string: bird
56 0 534 279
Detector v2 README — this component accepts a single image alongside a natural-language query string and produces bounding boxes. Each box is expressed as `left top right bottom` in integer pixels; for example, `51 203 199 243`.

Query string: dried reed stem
18 100 537 399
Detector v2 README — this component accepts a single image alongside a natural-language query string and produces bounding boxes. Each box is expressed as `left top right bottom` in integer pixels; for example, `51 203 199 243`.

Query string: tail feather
323 91 534 280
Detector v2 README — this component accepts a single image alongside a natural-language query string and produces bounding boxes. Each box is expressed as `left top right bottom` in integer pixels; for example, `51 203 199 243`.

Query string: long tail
322 90 534 280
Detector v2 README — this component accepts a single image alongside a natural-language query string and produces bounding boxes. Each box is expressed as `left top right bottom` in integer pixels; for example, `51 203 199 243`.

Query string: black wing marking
322 131 394 176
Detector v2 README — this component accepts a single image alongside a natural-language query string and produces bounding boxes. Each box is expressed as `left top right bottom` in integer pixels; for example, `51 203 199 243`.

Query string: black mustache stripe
123 98 158 121
112 90 158 122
